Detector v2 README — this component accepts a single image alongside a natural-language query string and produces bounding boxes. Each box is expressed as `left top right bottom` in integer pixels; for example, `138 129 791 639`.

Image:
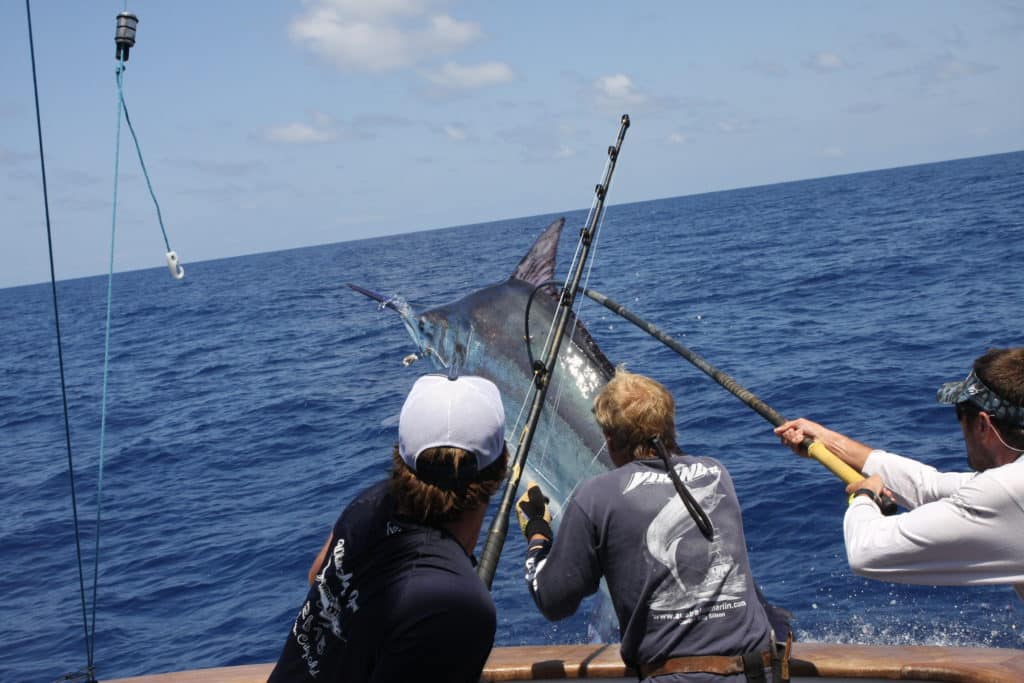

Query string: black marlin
348 218 616 519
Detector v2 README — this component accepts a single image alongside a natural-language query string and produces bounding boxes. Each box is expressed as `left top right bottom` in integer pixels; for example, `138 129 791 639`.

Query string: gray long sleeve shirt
525 454 772 679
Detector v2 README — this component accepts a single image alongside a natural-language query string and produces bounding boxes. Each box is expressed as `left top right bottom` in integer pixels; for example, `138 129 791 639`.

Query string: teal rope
81 60 134 671
25 1 95 680
118 65 172 252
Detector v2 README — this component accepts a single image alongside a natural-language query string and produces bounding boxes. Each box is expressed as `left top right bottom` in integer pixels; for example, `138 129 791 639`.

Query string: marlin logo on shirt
623 462 720 494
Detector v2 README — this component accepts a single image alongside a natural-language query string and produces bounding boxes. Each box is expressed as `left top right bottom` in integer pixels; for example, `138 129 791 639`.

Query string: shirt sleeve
843 470 1024 587
524 497 602 621
862 450 974 509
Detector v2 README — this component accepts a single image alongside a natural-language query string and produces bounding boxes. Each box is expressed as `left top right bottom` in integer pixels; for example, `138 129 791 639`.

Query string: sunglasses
955 401 983 421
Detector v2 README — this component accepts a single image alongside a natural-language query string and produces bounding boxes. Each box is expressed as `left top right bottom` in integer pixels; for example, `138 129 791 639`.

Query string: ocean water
2 151 1023 682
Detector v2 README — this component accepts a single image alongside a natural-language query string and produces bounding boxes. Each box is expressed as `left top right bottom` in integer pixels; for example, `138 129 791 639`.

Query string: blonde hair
390 445 508 525
593 367 678 461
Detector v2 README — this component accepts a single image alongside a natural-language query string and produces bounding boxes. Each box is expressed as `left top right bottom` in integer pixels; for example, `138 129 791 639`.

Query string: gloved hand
516 481 553 541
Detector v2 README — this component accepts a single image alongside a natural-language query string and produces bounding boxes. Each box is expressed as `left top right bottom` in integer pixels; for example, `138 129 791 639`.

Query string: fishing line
24 2 95 680
559 440 610 505
512 144 617 480
533 188 604 376
519 203 610 473
537 197 611 466
519 154 613 468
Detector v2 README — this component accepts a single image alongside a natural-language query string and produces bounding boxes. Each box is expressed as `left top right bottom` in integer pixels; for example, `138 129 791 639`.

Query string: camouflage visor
937 370 1024 428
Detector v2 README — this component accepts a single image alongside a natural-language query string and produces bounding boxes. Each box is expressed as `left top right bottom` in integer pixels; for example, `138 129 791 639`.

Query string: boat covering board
102 642 1024 682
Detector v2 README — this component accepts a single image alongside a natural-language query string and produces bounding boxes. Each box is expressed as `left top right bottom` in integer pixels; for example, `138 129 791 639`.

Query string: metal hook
165 251 184 280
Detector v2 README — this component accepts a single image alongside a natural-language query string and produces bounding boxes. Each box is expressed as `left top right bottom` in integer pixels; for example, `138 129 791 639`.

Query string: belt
639 651 767 678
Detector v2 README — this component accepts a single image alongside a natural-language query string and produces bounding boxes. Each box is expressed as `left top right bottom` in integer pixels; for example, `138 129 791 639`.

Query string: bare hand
773 417 827 455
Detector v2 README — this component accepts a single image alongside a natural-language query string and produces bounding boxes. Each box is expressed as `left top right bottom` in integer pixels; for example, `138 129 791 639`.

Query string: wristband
852 488 881 509
524 517 553 541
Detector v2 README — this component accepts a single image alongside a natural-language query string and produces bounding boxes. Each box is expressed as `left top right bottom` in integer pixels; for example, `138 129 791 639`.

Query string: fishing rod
581 287 898 516
477 115 630 588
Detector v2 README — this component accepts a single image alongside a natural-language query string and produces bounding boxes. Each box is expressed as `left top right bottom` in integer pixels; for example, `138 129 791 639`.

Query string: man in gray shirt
519 369 786 682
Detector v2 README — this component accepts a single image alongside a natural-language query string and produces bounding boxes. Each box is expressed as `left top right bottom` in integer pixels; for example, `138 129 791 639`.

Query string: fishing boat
98 143 1023 683
17 10 1020 683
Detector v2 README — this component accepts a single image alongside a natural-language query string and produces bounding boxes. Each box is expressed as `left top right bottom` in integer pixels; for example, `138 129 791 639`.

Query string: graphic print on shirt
291 526 381 677
291 537 348 677
632 462 748 614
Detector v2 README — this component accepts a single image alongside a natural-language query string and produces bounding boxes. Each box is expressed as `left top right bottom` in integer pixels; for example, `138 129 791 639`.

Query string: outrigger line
477 115 630 588
113 11 185 280
23 3 96 682
581 288 898 516
25 8 188 682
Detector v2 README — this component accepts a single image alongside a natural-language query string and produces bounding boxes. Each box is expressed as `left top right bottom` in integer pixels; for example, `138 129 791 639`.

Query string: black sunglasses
955 401 983 421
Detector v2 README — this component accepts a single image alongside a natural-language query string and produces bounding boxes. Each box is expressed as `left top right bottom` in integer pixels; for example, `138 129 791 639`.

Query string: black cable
651 437 714 541
523 279 564 376
25 1 96 680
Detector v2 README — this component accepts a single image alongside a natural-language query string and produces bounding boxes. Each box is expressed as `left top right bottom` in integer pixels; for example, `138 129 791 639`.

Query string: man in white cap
775 347 1024 599
269 374 509 682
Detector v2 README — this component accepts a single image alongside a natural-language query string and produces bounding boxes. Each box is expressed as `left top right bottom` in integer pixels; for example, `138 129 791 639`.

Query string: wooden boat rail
103 642 1024 682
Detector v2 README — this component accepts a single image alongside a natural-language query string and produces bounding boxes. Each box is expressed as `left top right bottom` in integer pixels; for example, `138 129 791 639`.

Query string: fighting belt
638 631 792 681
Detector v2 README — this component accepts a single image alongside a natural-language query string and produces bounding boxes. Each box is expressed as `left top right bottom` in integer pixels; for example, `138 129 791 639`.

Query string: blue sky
3 1 1022 288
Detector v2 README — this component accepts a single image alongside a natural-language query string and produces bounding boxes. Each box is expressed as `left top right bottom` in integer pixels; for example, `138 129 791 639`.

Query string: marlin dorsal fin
511 217 565 286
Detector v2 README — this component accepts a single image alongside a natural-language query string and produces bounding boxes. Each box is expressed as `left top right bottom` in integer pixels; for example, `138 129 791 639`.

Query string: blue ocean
2 151 1022 682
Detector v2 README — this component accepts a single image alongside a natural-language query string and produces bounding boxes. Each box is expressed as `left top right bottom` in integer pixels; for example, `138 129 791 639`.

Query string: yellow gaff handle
805 441 865 485
583 287 869 487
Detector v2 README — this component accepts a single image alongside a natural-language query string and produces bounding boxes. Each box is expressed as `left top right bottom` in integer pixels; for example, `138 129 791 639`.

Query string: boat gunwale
101 642 1024 682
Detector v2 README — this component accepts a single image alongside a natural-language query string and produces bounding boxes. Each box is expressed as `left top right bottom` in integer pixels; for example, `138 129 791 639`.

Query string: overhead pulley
115 12 138 62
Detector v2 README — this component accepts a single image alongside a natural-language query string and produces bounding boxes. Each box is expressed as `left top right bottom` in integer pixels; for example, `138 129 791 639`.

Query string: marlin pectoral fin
347 283 400 312
511 217 565 287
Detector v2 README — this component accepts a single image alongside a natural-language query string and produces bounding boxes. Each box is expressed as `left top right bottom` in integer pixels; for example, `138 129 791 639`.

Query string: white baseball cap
399 374 506 472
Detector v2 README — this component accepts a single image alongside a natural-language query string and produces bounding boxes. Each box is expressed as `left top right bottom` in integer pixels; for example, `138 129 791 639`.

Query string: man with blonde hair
775 347 1024 599
269 374 509 682
518 368 786 682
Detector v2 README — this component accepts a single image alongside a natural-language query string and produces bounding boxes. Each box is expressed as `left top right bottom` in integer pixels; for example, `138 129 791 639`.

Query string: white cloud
265 120 337 144
425 61 516 89
310 0 426 21
290 1 480 72
443 124 467 141
716 120 750 134
554 144 575 159
594 74 647 111
667 132 688 144
879 51 997 89
425 15 480 49
822 146 845 158
597 74 638 100
803 51 848 73
929 52 997 82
